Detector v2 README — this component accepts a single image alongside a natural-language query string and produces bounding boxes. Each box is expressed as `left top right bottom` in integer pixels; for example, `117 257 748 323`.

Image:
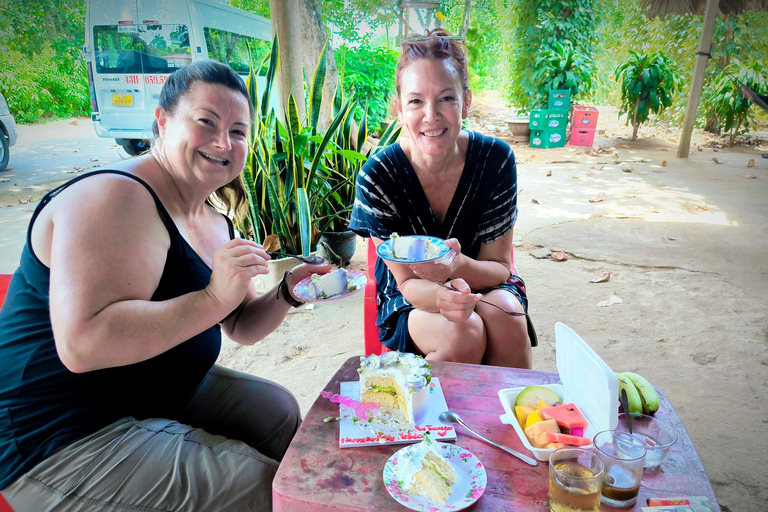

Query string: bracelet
277 270 304 308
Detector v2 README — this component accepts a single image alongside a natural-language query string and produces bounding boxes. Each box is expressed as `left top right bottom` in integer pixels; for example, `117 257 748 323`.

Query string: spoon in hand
266 251 326 265
439 411 538 466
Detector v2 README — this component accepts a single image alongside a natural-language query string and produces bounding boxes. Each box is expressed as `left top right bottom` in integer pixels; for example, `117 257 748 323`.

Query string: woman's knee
438 313 487 363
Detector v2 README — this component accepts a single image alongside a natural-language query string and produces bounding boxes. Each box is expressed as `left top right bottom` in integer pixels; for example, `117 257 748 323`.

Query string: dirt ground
217 92 768 512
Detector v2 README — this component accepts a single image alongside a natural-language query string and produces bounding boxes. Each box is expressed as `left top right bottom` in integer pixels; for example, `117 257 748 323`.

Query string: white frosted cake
389 233 437 260
398 431 457 505
307 268 355 299
358 351 431 425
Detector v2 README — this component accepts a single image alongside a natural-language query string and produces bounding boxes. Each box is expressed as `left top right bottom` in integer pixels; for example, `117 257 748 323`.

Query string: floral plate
377 235 452 264
292 269 367 302
383 443 487 511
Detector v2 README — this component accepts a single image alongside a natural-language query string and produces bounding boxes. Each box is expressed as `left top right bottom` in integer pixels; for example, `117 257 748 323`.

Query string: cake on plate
358 351 431 425
307 268 355 299
398 431 457 505
389 233 437 260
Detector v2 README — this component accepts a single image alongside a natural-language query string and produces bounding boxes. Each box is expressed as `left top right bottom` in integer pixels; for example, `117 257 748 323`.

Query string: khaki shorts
1 365 300 512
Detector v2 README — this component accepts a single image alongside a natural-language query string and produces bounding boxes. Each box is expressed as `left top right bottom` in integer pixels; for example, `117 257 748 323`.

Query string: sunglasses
401 35 465 46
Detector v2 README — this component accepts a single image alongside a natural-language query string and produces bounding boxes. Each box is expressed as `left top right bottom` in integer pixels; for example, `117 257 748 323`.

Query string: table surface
273 357 718 511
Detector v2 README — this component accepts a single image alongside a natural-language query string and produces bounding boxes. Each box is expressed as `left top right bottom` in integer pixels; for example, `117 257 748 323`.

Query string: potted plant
239 36 354 283
314 87 401 266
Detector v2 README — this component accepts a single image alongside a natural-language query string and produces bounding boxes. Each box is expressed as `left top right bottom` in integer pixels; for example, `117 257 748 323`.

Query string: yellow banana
616 373 643 417
622 372 661 415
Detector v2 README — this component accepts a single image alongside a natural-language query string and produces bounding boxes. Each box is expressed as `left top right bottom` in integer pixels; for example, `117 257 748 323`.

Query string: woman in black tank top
0 61 331 511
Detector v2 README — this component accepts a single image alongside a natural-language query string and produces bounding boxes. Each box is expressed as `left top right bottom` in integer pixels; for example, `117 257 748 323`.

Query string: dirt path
217 94 768 511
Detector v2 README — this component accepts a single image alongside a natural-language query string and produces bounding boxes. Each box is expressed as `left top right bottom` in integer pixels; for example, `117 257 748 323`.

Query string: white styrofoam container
498 323 618 461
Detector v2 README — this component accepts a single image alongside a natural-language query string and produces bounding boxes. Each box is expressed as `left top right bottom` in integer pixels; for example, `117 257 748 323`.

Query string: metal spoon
266 251 326 265
439 411 538 466
621 388 634 436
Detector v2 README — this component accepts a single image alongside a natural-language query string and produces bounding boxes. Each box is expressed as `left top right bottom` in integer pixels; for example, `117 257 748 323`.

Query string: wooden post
270 0 306 123
677 0 719 158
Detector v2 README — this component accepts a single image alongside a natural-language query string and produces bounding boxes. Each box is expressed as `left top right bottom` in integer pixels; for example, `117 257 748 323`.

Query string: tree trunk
270 0 306 123
460 0 472 38
729 117 741 147
632 97 640 140
298 0 340 131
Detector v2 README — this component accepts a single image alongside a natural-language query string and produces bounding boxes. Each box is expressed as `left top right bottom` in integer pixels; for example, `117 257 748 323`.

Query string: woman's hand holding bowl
408 238 462 282
285 262 334 299
435 278 479 323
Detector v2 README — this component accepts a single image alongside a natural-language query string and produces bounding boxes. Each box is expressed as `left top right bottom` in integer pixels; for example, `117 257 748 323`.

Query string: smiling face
396 58 471 160
155 81 250 189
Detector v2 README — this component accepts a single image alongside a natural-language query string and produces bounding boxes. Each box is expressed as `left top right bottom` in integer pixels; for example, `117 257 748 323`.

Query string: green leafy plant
616 50 680 139
703 60 768 146
532 41 594 108
240 36 354 256
316 87 401 233
336 43 398 130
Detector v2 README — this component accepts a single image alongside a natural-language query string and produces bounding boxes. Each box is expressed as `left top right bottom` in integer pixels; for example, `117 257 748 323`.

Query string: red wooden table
273 357 718 511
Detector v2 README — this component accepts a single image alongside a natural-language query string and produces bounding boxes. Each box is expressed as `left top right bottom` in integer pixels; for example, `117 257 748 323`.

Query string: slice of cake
358 351 431 425
398 431 457 505
307 268 355 299
389 233 437 260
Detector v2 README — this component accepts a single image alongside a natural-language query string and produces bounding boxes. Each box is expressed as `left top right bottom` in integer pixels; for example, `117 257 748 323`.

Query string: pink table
273 357 718 511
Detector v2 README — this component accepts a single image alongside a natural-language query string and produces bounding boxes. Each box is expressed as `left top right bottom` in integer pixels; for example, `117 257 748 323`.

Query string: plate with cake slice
293 268 367 301
383 435 487 511
377 233 451 264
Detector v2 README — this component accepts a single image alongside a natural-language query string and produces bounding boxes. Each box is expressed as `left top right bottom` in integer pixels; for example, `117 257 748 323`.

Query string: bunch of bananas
616 372 660 417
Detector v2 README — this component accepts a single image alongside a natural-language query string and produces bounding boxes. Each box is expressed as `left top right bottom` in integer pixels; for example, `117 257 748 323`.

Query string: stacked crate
570 105 599 146
530 90 570 149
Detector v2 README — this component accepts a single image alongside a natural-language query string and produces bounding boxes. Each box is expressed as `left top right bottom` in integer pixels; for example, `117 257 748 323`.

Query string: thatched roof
642 0 768 17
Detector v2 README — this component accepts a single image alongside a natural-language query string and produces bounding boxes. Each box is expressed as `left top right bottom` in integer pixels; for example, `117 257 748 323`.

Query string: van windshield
93 24 191 74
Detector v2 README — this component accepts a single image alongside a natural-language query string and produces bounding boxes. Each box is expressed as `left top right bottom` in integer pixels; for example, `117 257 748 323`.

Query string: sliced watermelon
538 403 587 429
545 431 592 446
570 427 584 437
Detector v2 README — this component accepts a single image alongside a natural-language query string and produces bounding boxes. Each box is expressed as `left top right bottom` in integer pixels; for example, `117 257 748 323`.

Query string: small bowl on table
615 414 677 468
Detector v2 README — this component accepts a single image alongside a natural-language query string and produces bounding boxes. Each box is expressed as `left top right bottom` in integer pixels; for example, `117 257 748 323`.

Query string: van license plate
112 94 133 107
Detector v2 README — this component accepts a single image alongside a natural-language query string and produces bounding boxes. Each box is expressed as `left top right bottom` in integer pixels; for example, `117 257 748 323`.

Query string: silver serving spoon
266 251 326 265
439 411 538 466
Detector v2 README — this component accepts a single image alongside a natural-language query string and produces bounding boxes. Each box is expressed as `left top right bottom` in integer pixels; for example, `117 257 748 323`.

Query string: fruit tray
498 323 618 461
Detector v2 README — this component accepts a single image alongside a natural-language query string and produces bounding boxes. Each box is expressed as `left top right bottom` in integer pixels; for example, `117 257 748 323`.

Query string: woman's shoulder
468 130 514 155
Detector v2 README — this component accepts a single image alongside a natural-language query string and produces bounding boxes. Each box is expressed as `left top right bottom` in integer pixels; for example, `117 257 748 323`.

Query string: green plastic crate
528 109 544 129
548 89 571 110
530 128 567 148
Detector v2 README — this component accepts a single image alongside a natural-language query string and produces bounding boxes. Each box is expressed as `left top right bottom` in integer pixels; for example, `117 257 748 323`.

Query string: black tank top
0 170 234 489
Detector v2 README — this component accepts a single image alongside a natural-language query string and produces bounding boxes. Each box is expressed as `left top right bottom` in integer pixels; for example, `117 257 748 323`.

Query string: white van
83 0 272 155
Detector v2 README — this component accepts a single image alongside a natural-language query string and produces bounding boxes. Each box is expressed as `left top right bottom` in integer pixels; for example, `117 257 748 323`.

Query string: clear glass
615 414 677 468
549 447 604 512
593 430 647 508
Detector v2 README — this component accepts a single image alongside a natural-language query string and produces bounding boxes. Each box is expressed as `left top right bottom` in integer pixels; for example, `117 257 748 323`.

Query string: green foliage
533 41 594 103
241 37 359 255
703 60 768 145
0 0 89 122
616 50 680 139
500 0 600 111
317 89 401 232
335 43 398 129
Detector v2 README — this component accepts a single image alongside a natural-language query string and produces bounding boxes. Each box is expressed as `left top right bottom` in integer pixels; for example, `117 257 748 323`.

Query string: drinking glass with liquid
549 447 604 512
593 429 647 507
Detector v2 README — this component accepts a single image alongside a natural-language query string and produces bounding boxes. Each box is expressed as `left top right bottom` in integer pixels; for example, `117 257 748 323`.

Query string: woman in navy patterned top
350 29 535 368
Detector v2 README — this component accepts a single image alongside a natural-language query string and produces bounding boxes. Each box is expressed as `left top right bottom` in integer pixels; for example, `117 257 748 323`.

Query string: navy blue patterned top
349 131 518 346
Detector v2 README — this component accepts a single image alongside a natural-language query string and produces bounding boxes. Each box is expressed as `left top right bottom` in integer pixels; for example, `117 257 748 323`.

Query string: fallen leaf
532 198 542 204
90 158 99 162
667 236 676 241
62 170 77 174
622 168 633 173
747 159 755 167
69 120 78 126
551 251 568 261
18 198 30 204
529 154 536 160
263 234 281 252
619 144 629 148
589 272 611 283
661 160 668 166
745 175 757 179
546 170 552 177
713 158 722 164
589 193 607 203
697 146 703 152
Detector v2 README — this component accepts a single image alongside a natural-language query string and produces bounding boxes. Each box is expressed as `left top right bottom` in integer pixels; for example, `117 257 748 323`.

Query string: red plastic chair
363 240 520 356
0 274 11 308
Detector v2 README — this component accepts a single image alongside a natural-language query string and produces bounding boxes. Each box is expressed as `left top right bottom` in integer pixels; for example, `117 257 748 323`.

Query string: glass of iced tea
593 429 647 507
549 447 604 512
